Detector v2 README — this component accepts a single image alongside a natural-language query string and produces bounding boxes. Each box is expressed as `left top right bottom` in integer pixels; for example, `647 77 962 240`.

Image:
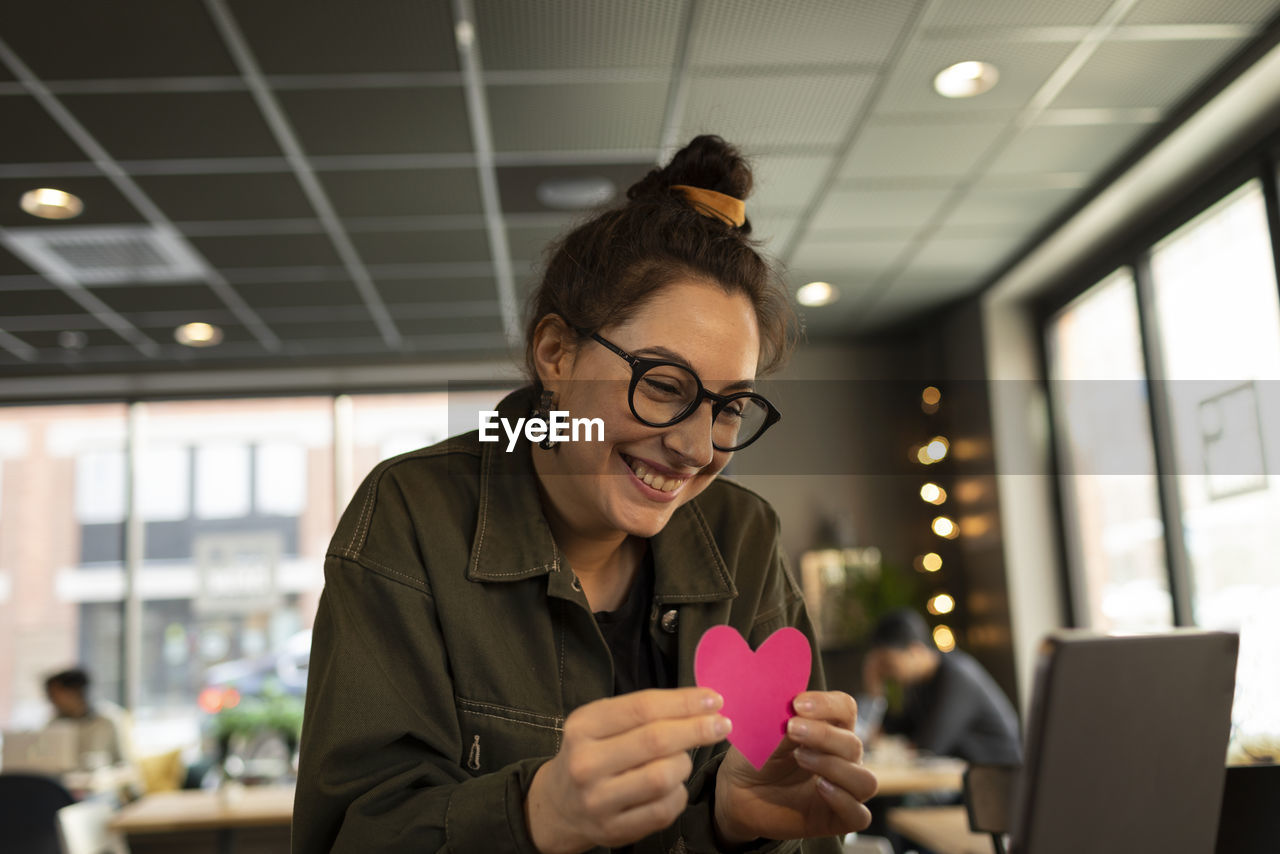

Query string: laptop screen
1010 631 1238 854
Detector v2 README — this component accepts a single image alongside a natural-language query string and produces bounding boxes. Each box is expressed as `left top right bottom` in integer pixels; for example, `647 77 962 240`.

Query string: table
109 785 293 854
887 805 994 854
863 755 967 797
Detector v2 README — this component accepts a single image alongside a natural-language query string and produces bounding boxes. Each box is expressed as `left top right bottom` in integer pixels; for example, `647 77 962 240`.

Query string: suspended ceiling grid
0 0 1277 380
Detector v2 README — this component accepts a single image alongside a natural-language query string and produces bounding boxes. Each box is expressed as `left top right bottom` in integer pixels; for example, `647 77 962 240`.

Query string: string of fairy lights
910 386 958 653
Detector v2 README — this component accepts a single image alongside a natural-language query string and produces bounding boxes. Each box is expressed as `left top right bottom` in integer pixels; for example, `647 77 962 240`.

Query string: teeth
626 456 682 493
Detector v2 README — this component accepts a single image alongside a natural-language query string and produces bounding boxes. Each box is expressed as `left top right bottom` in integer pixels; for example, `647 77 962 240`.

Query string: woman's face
536 279 762 540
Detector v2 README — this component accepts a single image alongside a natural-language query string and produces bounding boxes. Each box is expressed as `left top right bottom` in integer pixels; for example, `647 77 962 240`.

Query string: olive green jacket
293 392 840 854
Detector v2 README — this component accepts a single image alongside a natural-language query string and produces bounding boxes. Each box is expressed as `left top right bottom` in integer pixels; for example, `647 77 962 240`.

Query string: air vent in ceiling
1 225 207 285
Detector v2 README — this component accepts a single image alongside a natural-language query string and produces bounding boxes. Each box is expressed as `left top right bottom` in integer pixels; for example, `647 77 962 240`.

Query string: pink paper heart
694 625 812 769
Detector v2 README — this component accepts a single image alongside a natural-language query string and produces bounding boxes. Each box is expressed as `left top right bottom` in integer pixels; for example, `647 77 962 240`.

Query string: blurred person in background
861 609 1021 766
43 668 128 772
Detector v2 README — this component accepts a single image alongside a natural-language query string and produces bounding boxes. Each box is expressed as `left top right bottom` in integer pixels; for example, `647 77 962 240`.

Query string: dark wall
734 299 1018 711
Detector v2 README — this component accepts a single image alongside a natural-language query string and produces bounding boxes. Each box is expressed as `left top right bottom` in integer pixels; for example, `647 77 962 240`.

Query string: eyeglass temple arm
578 329 641 367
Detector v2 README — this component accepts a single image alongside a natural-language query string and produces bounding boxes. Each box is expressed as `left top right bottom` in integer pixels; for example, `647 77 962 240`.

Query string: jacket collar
467 387 736 604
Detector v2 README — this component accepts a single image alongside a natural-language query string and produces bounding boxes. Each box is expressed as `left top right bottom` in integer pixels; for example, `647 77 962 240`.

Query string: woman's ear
530 314 577 387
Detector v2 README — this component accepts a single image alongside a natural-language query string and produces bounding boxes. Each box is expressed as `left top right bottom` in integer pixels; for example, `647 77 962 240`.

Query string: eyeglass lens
632 363 770 449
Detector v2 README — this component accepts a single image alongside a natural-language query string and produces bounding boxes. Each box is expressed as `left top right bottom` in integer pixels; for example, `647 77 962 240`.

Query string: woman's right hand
524 687 731 854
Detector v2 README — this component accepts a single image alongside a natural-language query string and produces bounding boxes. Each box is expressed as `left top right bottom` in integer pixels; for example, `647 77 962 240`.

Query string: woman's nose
661 400 717 468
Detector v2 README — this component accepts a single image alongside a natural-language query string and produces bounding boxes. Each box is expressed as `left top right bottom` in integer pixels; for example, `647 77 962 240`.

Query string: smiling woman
292 136 877 854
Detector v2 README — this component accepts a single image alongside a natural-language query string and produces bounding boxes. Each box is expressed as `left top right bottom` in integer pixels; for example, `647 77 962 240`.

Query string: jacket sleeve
292 554 547 854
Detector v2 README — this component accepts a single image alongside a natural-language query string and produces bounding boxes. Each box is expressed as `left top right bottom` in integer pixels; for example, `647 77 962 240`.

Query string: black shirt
884 649 1022 765
593 551 674 695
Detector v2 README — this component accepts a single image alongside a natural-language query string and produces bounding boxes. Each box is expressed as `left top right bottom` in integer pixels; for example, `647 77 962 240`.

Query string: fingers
595 777 691 849
787 711 862 764
792 690 858 727
812 773 874 833
579 751 694 816
582 713 730 779
794 746 879 803
570 687 722 739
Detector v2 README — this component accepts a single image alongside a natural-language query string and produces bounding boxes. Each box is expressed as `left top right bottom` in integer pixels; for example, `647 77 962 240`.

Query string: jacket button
570 576 582 592
660 609 679 633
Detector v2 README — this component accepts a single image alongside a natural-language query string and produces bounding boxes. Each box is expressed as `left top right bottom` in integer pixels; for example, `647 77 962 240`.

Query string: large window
1047 269 1170 631
1046 177 1280 752
0 404 128 729
0 389 511 755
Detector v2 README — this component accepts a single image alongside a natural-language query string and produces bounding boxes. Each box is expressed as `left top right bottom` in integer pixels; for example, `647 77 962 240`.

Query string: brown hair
523 135 797 384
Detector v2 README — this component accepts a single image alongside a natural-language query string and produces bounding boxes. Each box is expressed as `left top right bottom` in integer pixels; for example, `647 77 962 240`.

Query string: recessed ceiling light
933 60 1000 98
57 330 88 351
175 322 223 347
535 177 616 210
796 281 838 307
20 188 84 220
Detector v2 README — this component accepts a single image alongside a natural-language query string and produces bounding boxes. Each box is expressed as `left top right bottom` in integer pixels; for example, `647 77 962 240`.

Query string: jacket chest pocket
455 696 563 775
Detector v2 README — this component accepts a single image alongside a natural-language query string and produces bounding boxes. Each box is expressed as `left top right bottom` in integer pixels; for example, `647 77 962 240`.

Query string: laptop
1009 630 1239 854
1 723 79 774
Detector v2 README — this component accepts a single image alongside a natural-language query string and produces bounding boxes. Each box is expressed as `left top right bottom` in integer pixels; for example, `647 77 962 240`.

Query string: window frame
1037 141 1280 631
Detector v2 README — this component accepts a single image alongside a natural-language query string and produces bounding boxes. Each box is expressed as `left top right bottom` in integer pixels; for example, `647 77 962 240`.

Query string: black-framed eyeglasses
582 331 781 452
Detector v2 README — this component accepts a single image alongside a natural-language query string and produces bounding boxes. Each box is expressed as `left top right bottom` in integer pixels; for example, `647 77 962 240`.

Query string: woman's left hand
713 690 878 846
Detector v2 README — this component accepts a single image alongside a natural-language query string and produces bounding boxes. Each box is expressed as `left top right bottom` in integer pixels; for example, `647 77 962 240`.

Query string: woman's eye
642 377 682 396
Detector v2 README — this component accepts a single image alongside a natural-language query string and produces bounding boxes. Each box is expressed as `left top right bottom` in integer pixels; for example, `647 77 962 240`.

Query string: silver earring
533 388 558 450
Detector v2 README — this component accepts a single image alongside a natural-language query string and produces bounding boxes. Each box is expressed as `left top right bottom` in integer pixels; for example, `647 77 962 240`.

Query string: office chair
963 764 1022 854
0 772 76 854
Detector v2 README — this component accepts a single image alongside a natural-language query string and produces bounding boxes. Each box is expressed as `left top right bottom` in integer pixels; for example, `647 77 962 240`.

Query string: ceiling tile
232 279 364 308
791 236 913 277
877 38 1076 114
350 230 492 265
1123 0 1280 25
922 0 1115 27
270 318 384 342
691 0 916 68
90 283 226 313
395 315 505 337
899 232 1029 279
15 328 125 349
0 286 83 316
134 173 314 221
841 121 1007 178
230 0 458 73
0 98 89 163
0 0 236 79
988 122 1152 174
496 162 651 214
188 233 342 268
812 188 951 231
506 223 571 264
0 247 36 276
855 274 978 330
377 277 499 304
0 175 143 227
1051 38 1247 108
475 0 684 70
60 92 282 159
279 88 472 155
940 183 1079 228
747 210 801 251
488 82 668 151
322 168 482 218
751 155 835 210
681 73 876 149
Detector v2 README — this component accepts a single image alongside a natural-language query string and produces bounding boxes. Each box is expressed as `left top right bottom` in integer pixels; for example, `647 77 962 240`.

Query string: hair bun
626 134 754 203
